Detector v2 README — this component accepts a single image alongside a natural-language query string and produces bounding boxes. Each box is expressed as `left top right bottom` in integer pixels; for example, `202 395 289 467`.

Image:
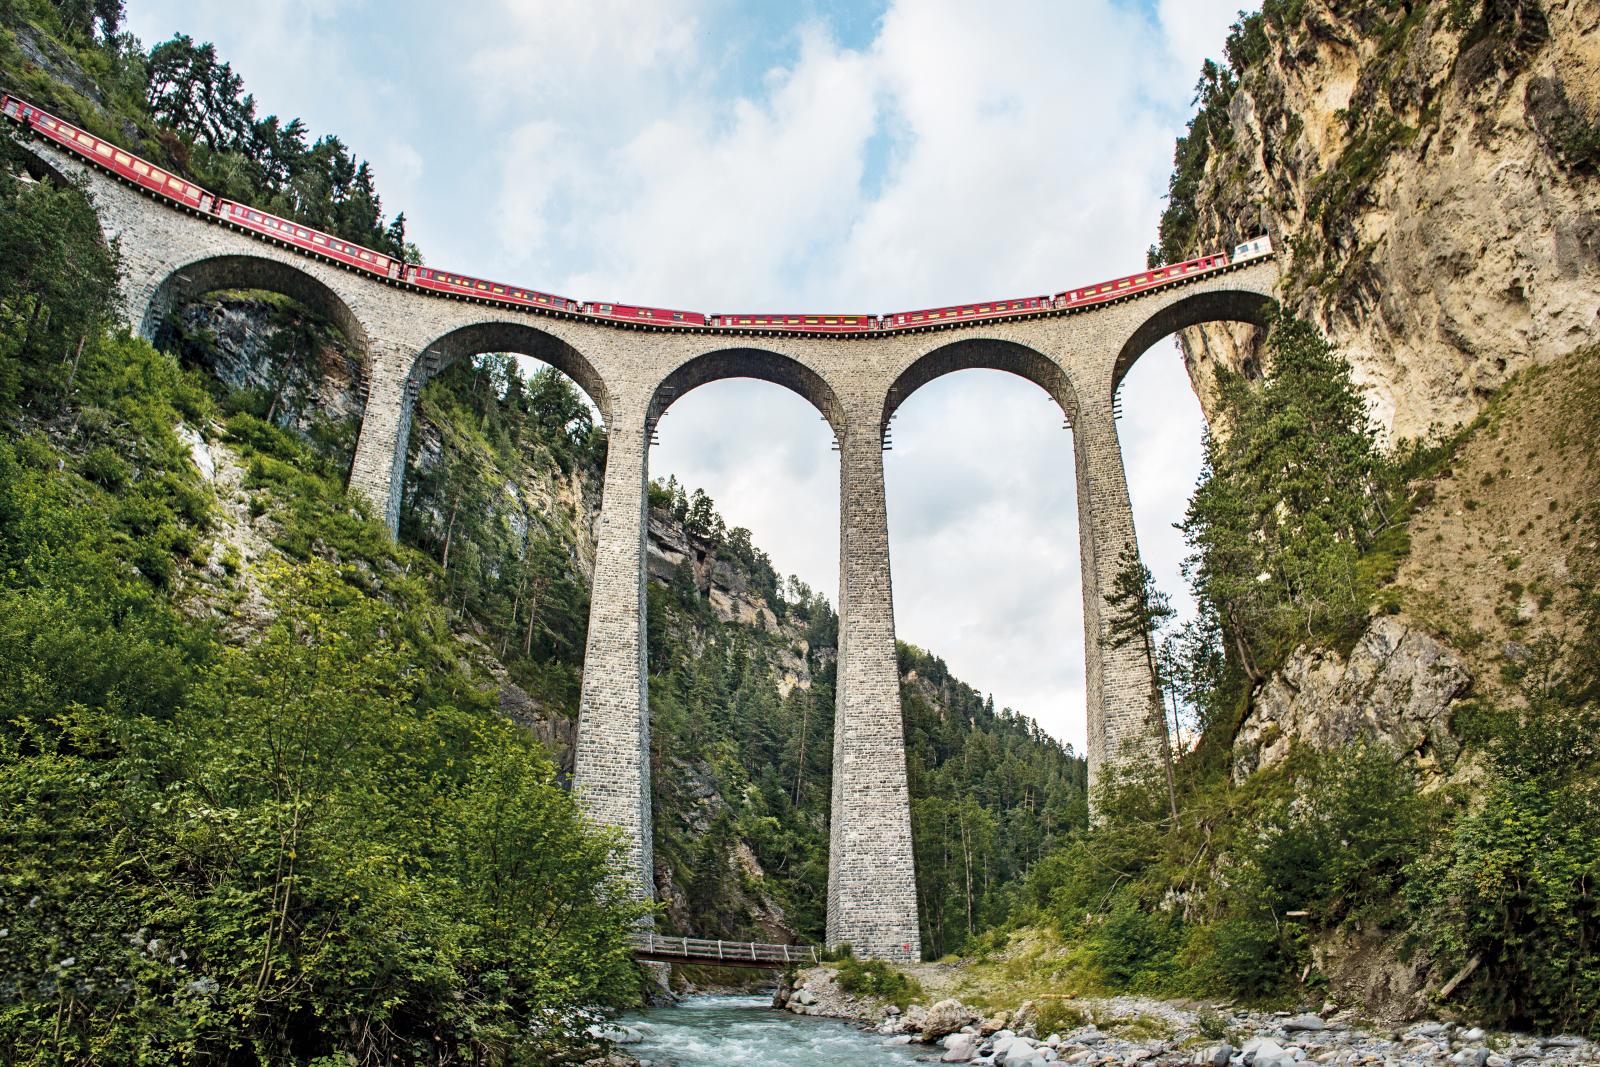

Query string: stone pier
827 409 922 962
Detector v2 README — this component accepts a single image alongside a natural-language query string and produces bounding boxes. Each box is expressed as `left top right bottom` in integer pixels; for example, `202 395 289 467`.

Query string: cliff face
1178 0 1600 441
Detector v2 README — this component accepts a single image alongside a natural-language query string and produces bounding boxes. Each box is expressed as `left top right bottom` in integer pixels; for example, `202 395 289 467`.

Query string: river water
623 994 927 1066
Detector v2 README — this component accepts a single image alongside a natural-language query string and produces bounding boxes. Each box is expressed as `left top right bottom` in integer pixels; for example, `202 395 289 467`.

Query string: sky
123 0 1257 755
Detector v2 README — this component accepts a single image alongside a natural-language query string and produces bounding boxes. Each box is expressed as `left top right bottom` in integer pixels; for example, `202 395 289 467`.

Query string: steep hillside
1156 0 1599 440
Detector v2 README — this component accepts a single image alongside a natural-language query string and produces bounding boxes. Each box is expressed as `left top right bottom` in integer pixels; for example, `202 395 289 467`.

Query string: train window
95 142 113 157
493 286 504 294
312 234 326 245
114 151 131 165
805 318 818 324
133 161 149 175
673 312 684 321
76 132 93 146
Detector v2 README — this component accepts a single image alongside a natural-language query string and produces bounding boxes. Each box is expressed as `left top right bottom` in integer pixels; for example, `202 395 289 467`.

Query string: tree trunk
440 490 460 576
792 696 810 807
1143 633 1180 825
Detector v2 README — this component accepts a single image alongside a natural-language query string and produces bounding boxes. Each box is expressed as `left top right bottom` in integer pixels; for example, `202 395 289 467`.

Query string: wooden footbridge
630 932 819 969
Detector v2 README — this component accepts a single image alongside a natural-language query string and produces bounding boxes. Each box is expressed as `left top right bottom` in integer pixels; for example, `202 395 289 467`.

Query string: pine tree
1104 543 1179 822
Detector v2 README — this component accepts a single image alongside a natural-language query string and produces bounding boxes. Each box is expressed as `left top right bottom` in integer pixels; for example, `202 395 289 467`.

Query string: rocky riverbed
775 967 1600 1066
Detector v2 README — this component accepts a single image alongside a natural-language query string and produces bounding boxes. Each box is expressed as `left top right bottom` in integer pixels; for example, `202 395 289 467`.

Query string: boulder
1285 1014 1326 1033
998 1036 1040 1065
923 999 981 1042
943 1033 980 1062
1242 1036 1290 1066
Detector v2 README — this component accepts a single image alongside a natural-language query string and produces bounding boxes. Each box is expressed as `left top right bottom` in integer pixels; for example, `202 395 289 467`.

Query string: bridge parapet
630 933 819 969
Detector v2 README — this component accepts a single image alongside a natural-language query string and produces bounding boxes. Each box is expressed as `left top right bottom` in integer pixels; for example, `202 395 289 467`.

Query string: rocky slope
1173 0 1599 441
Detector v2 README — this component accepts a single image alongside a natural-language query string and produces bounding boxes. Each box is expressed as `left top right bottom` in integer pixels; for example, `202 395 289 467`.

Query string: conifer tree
1104 543 1179 823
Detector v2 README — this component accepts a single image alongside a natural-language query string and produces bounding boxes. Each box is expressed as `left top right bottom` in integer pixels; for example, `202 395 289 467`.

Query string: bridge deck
631 932 818 969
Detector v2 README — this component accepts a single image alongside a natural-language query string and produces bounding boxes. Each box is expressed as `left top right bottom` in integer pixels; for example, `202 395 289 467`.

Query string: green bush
836 958 919 1005
1408 671 1600 1036
1092 897 1182 992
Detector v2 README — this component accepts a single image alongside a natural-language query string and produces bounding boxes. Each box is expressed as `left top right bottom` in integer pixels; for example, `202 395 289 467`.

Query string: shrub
81 445 127 487
836 958 919 1005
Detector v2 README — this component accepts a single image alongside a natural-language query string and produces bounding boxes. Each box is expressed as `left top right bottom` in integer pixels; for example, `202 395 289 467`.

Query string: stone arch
141 253 370 355
413 320 612 425
5 135 77 190
882 337 1079 430
649 348 845 438
1109 287 1277 394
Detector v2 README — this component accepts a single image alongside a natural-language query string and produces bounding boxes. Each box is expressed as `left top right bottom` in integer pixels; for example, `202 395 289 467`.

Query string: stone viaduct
19 134 1278 963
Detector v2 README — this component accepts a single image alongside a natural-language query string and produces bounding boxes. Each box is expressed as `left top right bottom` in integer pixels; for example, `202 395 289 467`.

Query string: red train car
707 311 876 333
1053 253 1227 309
886 295 1048 329
585 302 708 327
3 94 213 212
409 267 579 312
218 200 402 277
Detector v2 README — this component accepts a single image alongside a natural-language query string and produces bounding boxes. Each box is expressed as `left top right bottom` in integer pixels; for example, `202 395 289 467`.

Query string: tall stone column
827 416 920 963
348 342 417 534
1071 390 1166 802
572 406 655 905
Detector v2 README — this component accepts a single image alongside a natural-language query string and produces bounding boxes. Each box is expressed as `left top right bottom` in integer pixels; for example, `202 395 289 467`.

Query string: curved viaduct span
9 106 1278 963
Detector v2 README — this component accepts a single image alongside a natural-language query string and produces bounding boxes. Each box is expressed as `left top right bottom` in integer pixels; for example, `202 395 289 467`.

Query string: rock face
1233 614 1472 780
173 294 366 438
1176 0 1600 441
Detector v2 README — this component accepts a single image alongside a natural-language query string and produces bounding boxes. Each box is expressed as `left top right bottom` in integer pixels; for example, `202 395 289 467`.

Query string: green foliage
835 958 920 1006
1151 11 1262 266
1181 315 1404 685
902 643 1086 958
1408 650 1600 1035
400 356 600 714
1018 741 1433 1005
0 143 121 409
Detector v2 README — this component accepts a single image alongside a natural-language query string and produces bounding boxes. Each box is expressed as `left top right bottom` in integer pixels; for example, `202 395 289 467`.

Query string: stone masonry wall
27 133 1280 956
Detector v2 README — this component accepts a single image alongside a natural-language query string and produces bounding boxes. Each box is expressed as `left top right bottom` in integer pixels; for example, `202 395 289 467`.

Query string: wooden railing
630 932 819 968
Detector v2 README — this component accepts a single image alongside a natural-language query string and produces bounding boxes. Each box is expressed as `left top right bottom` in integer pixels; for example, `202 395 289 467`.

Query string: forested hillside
0 13 1087 1063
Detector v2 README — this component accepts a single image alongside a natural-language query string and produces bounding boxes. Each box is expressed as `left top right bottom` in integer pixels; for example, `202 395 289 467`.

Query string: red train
1 92 1273 337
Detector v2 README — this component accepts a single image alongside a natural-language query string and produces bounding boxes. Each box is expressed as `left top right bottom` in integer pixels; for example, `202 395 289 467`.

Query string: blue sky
124 0 1258 753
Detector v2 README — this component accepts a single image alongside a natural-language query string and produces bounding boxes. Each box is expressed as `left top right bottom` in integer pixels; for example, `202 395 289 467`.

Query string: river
622 994 926 1066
